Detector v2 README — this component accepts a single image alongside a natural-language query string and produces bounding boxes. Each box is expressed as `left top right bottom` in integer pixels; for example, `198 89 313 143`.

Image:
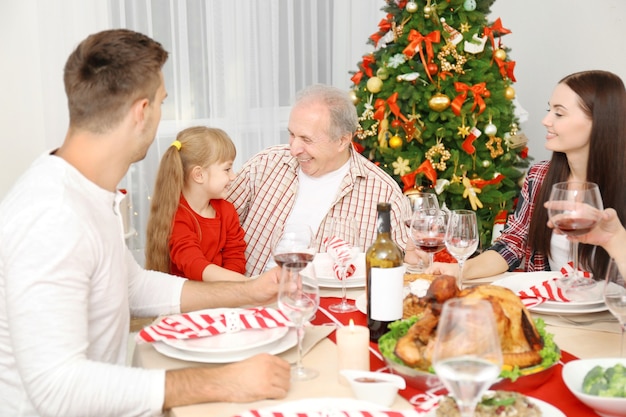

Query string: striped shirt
226 145 411 276
489 161 551 272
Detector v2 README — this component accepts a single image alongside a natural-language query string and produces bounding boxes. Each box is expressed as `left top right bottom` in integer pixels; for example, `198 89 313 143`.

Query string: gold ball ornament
389 135 403 149
494 48 507 61
406 1 418 13
505 86 516 100
423 5 432 18
376 67 390 80
366 76 383 94
428 93 451 112
349 89 359 105
482 159 491 168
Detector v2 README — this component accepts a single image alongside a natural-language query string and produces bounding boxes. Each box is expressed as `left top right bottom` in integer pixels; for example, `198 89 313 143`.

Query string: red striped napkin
323 236 356 280
517 263 593 308
233 411 417 417
136 308 292 344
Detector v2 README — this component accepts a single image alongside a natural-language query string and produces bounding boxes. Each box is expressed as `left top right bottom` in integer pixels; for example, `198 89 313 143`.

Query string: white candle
336 319 370 385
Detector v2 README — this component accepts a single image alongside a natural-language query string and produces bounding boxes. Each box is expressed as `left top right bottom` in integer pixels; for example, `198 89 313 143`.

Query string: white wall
0 0 109 198
1 0 625 199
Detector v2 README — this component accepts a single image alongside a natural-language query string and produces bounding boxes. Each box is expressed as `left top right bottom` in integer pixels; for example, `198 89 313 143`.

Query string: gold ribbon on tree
451 82 490 116
402 29 441 84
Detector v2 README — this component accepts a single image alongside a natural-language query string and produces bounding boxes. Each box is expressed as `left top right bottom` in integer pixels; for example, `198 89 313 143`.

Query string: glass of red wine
271 224 316 268
409 208 448 270
547 181 603 295
404 191 440 272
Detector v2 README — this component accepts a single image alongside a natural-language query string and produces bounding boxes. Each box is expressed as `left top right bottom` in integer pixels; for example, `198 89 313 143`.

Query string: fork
557 315 618 326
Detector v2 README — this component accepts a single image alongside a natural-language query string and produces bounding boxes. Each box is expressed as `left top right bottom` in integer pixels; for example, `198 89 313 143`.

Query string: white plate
263 397 388 412
492 272 607 315
161 309 289 353
425 393 565 417
314 252 366 288
356 293 367 315
154 328 297 363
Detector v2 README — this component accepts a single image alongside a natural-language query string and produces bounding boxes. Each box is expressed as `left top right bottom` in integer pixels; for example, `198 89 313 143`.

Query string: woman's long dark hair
527 70 626 279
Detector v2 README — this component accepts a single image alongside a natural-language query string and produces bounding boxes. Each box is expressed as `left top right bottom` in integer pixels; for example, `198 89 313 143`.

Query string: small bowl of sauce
340 370 406 407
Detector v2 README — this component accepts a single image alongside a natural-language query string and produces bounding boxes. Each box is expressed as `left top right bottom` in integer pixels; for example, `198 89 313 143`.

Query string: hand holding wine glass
277 261 320 380
409 208 447 269
547 181 603 295
271 224 316 267
324 218 361 313
432 298 503 417
445 210 479 290
604 259 626 356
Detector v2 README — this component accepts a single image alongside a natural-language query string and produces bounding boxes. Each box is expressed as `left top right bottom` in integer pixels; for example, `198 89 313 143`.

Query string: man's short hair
63 29 169 133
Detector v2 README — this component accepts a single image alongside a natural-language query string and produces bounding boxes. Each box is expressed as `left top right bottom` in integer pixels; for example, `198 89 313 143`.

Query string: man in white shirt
0 29 290 417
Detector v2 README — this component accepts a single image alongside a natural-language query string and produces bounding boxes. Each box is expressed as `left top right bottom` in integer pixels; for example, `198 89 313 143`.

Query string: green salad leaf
378 316 560 382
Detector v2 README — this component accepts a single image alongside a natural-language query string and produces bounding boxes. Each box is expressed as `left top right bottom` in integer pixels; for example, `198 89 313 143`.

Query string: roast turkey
394 275 543 370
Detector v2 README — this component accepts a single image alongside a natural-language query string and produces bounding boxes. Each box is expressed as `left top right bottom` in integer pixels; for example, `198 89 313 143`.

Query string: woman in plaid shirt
431 70 626 283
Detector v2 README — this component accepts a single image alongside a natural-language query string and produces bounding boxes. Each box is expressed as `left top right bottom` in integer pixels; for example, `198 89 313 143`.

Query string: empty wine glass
271 224 316 268
324 218 361 313
432 298 503 417
547 181 603 295
604 258 626 356
404 191 440 272
445 210 479 290
278 261 320 380
409 208 448 269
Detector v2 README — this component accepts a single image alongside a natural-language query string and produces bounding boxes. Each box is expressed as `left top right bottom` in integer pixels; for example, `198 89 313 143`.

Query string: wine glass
547 181 603 295
277 261 320 380
432 298 503 417
409 208 448 269
271 224 316 268
404 191 440 272
324 218 361 313
445 210 479 290
604 258 626 356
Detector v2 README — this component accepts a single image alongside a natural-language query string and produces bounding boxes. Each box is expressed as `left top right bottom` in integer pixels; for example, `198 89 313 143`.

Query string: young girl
431 70 626 281
146 126 248 281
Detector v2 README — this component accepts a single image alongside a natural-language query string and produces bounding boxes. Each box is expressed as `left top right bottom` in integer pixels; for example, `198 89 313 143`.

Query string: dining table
132 271 623 417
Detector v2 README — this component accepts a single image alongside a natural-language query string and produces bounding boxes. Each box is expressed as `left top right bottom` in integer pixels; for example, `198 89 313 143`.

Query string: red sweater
169 196 247 280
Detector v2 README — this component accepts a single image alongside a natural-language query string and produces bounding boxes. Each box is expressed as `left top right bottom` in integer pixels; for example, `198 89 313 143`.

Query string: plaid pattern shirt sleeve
489 161 550 272
226 145 410 276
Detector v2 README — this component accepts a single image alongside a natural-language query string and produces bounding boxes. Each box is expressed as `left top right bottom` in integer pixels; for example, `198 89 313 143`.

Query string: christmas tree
350 0 531 248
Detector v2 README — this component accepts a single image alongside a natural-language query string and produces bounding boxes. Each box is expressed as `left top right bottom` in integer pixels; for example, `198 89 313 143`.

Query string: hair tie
170 140 182 151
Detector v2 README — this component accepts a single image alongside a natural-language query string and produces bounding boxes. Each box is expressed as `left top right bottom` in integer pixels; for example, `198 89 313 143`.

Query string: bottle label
369 266 404 321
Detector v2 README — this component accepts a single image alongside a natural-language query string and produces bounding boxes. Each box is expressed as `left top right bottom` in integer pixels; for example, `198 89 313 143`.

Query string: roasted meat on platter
395 275 543 371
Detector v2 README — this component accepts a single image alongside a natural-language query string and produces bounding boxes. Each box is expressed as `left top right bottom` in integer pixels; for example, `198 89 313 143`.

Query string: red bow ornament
402 29 441 83
451 82 490 116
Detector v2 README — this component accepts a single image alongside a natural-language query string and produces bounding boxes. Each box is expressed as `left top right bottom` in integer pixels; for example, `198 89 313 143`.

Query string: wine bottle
366 202 405 341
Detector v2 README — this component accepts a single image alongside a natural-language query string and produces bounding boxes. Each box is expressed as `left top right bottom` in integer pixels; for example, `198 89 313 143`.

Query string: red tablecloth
312 297 600 416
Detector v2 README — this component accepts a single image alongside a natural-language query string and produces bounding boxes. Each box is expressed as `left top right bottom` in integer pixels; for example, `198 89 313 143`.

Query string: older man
227 84 411 275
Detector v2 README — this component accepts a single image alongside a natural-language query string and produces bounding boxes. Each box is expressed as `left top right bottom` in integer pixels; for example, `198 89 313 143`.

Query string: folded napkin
517 262 593 308
136 307 291 344
233 410 417 417
323 236 356 280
